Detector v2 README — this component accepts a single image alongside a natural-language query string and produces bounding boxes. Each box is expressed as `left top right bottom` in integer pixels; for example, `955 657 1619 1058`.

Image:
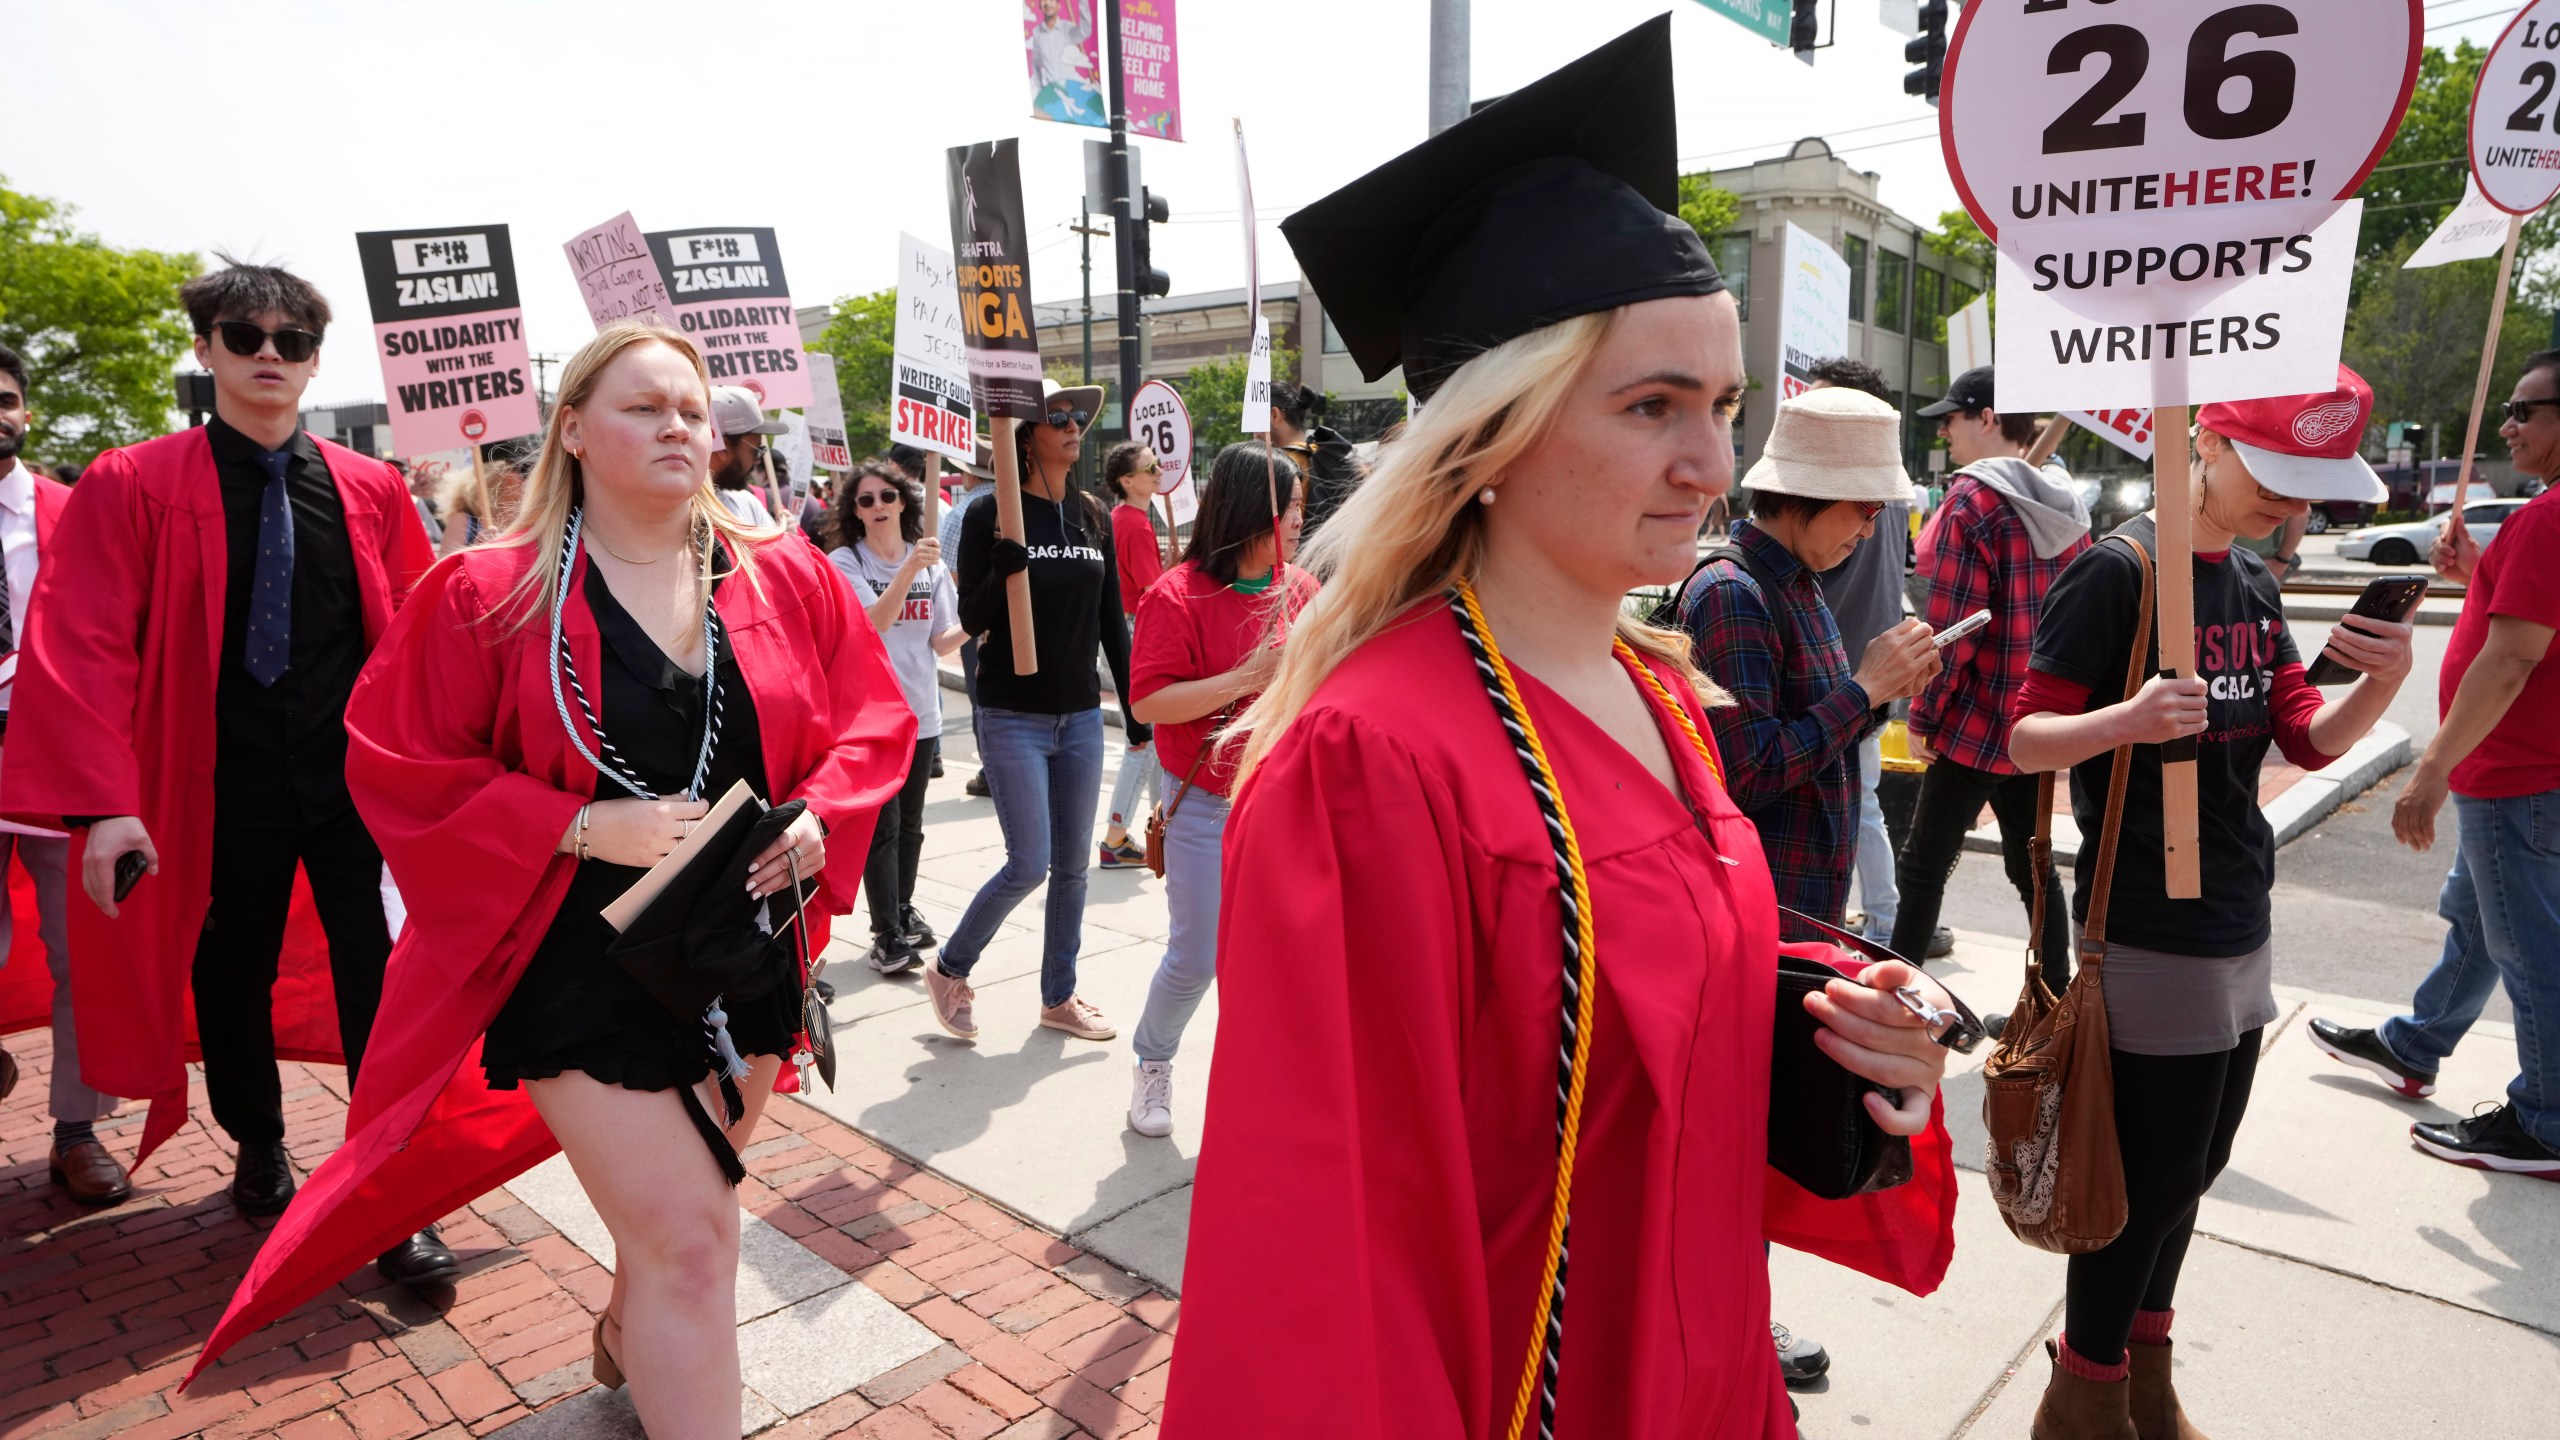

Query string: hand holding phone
1932 610 1993 649
2307 577 2428 685
114 850 148 903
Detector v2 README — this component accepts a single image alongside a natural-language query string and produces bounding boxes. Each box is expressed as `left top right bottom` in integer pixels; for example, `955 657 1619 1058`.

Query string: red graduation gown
188 535 915 1378
0 472 75 1040
0 432 434 1160
1162 605 1956 1439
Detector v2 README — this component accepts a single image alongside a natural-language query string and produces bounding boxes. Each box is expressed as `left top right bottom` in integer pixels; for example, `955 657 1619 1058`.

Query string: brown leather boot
49 1138 134 1206
2128 1340 2206 1439
2031 1340 2138 1440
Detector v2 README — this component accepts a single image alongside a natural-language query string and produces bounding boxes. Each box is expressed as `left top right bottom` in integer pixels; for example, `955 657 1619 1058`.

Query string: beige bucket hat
1741 387 1916 503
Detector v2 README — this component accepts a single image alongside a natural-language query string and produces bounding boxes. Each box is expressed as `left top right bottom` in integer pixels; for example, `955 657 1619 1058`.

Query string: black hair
1181 442 1301 586
1957 407 2042 448
831 459 923 549
1100 440 1155 499
2522 350 2560 391
52 462 81 485
1803 357 1890 404
0 343 27 403
887 443 930 481
179 254 331 337
1275 384 1325 430
1747 489 1833 526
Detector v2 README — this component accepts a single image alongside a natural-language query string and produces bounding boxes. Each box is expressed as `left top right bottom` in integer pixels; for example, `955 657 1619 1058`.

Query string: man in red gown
0 260 451 1285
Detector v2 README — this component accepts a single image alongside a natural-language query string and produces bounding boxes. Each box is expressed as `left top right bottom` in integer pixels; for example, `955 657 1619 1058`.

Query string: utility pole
1074 203 1112 387
1106 0 1140 429
1429 0 1469 135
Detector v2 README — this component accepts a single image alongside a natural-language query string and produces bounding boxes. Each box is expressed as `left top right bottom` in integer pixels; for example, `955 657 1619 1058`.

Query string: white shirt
715 487 775 527
0 456 35 656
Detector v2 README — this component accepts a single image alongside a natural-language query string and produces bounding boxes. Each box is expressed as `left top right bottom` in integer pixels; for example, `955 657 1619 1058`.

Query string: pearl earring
1478 487 1497 505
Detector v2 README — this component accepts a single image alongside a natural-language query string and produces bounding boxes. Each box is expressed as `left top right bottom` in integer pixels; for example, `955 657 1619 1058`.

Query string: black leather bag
605 799 815 1021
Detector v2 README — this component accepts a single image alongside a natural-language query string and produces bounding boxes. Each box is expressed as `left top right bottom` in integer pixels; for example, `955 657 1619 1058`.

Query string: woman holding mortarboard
1160 19 1964 1439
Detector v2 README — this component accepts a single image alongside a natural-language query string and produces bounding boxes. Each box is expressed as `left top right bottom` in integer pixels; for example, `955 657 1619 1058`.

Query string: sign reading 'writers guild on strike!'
355 223 538 457
644 226 812 410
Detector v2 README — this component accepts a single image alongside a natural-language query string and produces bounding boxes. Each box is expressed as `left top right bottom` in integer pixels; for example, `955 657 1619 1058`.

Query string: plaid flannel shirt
1682 523 1879 941
1909 472 2091 775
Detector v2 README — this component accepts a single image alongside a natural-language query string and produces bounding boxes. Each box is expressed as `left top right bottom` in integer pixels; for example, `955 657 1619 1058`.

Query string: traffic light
1905 1 1948 107
1131 187 1172 299
1790 0 1819 58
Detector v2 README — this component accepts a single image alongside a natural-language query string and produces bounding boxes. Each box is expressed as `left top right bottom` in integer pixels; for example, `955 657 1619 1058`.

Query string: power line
2429 5 2518 30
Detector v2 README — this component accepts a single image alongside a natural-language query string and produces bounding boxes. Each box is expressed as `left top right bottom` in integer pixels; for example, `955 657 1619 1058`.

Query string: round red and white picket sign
1942 0 2424 240
2472 1 2560 216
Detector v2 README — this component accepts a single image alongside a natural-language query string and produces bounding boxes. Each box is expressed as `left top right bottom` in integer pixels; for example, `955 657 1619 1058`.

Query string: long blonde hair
1232 308 1726 786
486 320 779 630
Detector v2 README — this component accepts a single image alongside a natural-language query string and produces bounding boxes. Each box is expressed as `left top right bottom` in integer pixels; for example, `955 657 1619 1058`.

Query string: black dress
482 551 798 1092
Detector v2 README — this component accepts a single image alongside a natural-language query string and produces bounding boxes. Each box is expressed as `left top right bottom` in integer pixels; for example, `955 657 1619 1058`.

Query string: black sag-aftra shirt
204 415 366 830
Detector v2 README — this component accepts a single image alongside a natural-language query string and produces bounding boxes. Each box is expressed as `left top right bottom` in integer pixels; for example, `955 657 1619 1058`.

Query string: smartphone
2306 577 2429 685
113 850 148 904
1932 610 1993 649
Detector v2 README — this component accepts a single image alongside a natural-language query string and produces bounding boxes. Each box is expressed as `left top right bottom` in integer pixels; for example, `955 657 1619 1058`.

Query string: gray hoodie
1955 456 2092 560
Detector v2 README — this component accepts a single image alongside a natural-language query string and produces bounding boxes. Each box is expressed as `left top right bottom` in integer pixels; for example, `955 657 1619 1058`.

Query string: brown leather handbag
1981 535 2155 1255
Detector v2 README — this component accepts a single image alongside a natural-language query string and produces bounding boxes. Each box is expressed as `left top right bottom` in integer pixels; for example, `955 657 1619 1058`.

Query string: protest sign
2406 179 2519 269
804 352 852 474
1945 293 1992 378
2472 2 2560 216
772 412 814 516
947 144 1043 422
562 211 669 332
892 233 979 462
1131 378 1196 541
949 139 1043 672
1236 119 1272 434
1943 1 2422 243
1991 198 2364 413
1777 224 1851 398
1119 1 1182 141
1026 0 1108 128
2062 407 2159 463
644 226 812 410
354 224 538 458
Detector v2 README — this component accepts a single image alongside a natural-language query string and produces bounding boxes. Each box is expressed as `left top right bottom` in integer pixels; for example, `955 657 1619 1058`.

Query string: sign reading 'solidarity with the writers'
356 223 539 457
644 225 812 410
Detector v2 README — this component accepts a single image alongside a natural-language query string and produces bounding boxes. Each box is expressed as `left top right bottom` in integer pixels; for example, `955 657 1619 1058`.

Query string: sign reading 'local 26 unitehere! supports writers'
1943 0 2422 411
644 225 812 410
355 224 539 457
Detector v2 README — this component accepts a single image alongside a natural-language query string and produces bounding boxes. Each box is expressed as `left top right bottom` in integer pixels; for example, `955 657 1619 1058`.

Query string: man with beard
710 385 784 526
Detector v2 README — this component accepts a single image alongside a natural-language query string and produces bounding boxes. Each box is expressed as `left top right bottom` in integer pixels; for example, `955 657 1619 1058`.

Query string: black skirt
482 549 798 1093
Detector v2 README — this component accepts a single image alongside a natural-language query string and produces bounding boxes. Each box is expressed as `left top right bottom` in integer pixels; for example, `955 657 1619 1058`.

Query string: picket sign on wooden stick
2025 415 2073 469
923 452 942 535
2150 400 2204 900
2448 213 2527 533
991 417 1038 675
1155 494 1178 571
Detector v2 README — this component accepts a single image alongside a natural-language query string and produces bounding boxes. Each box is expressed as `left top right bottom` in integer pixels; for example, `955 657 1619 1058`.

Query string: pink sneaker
1040 997 1116 1041
925 964 978 1040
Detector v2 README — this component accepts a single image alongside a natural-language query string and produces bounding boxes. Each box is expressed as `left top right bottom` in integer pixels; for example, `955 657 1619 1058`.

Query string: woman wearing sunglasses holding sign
186 321 914 1436
1160 22 1964 1437
2006 370 2412 1437
930 378 1146 1044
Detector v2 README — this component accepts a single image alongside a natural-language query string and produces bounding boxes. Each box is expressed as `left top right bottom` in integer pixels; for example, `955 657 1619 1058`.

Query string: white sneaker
1128 1060 1173 1138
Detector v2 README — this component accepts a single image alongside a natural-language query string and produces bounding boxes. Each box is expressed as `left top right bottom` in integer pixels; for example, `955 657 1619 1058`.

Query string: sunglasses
2504 398 2560 424
1849 500 1887 521
1039 408 1093 430
854 490 901 509
208 320 322 363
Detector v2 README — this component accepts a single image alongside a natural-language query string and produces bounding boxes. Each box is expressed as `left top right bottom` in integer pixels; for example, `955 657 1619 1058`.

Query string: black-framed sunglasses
2504 397 2560 424
208 320 322 363
1039 408 1093 430
853 490 902 509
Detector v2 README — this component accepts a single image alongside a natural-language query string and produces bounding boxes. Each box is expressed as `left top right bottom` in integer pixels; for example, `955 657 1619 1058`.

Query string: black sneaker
2411 1103 2560 1180
965 771 992 798
1926 927 1956 960
900 904 937 952
929 751 946 779
2308 1018 2436 1099
866 936 924 976
1772 1321 1829 1386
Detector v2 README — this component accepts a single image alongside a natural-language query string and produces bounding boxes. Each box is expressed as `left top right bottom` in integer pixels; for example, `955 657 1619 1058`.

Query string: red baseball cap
2195 366 2386 504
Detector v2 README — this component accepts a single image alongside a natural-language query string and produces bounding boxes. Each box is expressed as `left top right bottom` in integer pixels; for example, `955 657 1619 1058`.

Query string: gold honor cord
1450 583 1726 1439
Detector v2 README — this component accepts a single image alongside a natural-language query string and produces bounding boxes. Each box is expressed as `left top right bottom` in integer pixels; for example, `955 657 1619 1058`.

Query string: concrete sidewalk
824 704 2558 1437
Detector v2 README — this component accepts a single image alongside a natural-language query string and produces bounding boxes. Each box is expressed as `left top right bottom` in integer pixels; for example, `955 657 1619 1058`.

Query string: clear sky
9 1 2517 412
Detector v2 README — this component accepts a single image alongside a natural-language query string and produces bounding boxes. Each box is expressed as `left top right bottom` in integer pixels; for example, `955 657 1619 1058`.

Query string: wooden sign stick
2026 415 2075 469
2448 212 2526 534
992 417 1039 675
923 452 942 536
2151 402 2204 900
759 440 783 523
1155 494 1178 571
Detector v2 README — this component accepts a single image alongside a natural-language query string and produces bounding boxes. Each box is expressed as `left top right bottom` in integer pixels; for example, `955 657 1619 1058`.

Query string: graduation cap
1281 14 1722 401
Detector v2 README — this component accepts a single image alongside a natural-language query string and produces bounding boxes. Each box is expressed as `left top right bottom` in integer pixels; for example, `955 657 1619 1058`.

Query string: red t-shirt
1113 503 1165 613
1129 561 1319 798
2444 489 2560 798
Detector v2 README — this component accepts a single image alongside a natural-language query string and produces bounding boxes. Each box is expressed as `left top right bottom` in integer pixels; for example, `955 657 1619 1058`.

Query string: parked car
2302 500 2375 535
2337 499 2527 565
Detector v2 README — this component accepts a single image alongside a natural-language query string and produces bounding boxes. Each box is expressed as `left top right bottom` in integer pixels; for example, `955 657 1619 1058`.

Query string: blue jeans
1107 736 1162 834
939 706 1105 1008
1854 733 1899 941
1132 792 1228 1063
2381 793 2560 1148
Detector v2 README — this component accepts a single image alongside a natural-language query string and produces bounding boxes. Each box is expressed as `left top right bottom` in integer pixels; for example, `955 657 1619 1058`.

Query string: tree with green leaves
1174 346 1302 456
2347 235 2555 464
0 178 197 460
807 288 897 458
1677 173 1739 240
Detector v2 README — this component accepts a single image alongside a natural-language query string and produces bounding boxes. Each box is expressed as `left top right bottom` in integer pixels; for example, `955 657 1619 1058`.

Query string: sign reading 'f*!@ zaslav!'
355 223 539 457
644 225 811 410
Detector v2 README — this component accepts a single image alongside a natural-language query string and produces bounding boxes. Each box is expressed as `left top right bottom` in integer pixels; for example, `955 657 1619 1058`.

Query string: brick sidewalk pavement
0 1029 1180 1440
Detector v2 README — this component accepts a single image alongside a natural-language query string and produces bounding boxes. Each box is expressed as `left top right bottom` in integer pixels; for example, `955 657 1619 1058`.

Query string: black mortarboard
1282 14 1723 402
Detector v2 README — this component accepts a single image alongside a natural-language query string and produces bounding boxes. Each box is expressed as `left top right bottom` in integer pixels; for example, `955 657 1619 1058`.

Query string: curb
1962 721 2412 863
